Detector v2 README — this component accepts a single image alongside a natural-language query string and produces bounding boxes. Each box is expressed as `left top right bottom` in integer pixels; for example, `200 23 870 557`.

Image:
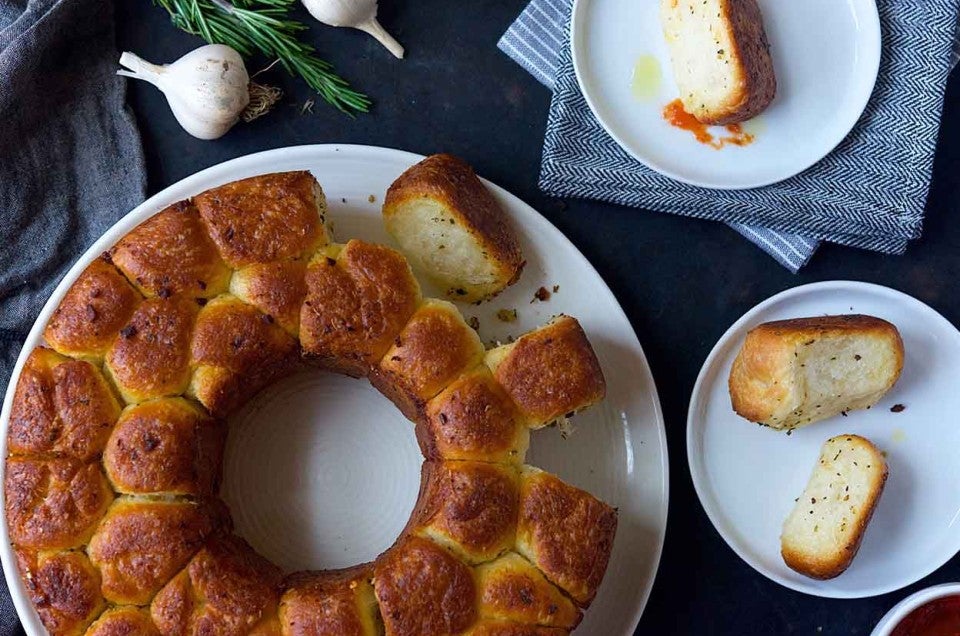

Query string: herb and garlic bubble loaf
5 170 617 636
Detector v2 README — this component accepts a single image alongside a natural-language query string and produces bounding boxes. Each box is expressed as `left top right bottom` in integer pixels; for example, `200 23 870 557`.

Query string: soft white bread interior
660 0 776 124
383 154 524 303
781 434 888 579
728 315 904 430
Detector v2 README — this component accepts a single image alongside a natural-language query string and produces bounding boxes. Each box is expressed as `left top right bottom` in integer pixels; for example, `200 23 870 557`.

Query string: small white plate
571 0 881 189
688 281 960 598
0 145 668 635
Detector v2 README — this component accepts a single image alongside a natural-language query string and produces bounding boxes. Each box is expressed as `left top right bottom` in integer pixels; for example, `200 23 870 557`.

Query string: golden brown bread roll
486 316 606 428
87 497 227 605
151 535 283 635
374 536 476 636
475 553 581 629
411 461 519 564
5 458 113 550
300 241 421 376
417 366 529 464
279 566 379 636
230 260 309 337
16 549 105 636
193 172 330 269
729 315 905 430
43 257 142 361
8 348 121 461
383 154 525 303
110 201 232 300
103 398 225 496
465 621 568 636
371 299 485 421
188 295 299 417
515 467 617 607
105 296 198 404
85 606 160 636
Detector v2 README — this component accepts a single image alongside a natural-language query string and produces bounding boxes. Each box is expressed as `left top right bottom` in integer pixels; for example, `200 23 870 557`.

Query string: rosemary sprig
154 0 371 114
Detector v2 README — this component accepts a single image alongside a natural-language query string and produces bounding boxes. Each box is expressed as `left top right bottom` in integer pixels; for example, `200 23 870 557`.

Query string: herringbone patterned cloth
499 0 959 271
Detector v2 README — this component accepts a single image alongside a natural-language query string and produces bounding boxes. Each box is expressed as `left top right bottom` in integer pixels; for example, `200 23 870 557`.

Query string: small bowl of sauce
873 584 960 636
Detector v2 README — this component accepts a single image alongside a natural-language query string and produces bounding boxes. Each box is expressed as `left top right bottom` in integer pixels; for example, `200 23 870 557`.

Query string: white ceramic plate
571 0 881 189
688 281 960 598
0 145 669 635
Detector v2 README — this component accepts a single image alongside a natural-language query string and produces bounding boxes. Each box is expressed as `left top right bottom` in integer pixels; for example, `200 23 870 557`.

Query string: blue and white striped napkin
499 0 959 271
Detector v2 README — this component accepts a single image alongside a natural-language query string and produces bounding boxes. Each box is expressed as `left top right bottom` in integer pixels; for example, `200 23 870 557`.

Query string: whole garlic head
118 44 251 140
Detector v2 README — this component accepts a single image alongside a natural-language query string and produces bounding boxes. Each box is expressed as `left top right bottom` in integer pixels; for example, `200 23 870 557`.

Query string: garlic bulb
301 0 405 59
118 44 251 140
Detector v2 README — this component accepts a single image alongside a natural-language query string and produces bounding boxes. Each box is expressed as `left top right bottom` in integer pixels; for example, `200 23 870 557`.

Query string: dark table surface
111 1 960 634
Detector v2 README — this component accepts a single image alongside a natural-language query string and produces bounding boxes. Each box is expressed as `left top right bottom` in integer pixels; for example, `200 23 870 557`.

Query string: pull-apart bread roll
280 566 379 636
383 154 524 303
781 435 888 579
7 169 617 635
729 315 904 430
660 0 776 124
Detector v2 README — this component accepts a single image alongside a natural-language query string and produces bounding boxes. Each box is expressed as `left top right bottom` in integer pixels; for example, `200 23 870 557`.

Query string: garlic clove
118 44 252 140
301 0 404 59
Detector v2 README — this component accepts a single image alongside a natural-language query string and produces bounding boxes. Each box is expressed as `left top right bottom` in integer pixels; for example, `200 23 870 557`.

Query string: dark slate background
108 1 960 633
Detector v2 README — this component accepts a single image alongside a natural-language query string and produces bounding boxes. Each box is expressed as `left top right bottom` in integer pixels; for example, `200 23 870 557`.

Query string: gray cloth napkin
0 0 145 625
499 0 959 271
0 0 145 398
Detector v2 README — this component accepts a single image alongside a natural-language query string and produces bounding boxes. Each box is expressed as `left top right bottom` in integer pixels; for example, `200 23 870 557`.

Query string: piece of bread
475 553 581 629
781 434 888 579
485 315 606 429
86 606 160 636
279 566 379 636
660 0 776 125
728 315 904 430
16 549 105 636
150 535 283 635
383 154 524 303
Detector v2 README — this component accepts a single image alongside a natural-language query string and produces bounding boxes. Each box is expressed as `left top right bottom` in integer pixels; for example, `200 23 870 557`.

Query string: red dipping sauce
892 595 960 636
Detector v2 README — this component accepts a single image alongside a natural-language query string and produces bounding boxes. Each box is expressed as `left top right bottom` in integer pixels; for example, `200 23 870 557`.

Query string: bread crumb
890 404 906 413
532 286 551 302
368 194 376 203
496 309 518 323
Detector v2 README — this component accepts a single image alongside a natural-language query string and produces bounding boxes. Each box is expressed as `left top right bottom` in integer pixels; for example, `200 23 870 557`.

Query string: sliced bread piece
781 434 888 579
383 154 525 303
728 315 904 430
660 0 776 124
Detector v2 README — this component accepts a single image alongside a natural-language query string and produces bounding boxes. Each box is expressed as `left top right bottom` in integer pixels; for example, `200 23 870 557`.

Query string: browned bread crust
103 398 225 496
150 535 283 635
105 296 198 403
6 169 615 635
111 201 232 300
300 240 421 376
383 154 524 302
417 366 529 464
188 295 299 417
516 467 618 607
43 257 142 360
717 0 777 124
279 566 378 636
5 458 113 550
373 536 476 636
728 314 904 429
411 461 519 563
8 349 121 461
86 606 160 636
87 497 228 605
370 299 485 421
193 172 330 268
486 316 606 428
476 553 581 629
16 549 105 636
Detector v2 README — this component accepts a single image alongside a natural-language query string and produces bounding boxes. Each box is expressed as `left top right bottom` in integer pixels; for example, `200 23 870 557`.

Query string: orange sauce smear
891 596 960 636
662 98 755 149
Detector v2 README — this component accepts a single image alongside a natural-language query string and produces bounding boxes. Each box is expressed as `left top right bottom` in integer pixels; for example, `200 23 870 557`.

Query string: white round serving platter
571 0 881 189
0 144 669 635
688 281 960 598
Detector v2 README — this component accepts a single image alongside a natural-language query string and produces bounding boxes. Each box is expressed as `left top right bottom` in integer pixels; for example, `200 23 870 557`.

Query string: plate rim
0 143 670 635
686 279 960 598
570 0 882 190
